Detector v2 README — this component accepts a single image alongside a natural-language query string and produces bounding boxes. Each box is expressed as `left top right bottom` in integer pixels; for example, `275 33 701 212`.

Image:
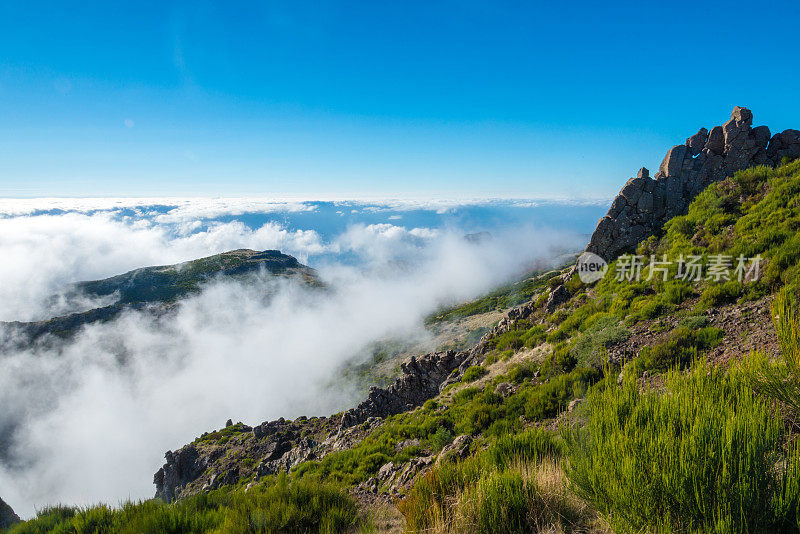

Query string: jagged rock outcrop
153 445 207 502
0 497 20 528
588 107 800 261
339 350 472 429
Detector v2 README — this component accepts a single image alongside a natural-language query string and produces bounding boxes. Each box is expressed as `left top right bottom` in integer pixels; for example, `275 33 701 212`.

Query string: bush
399 429 595 533
7 474 360 534
637 326 722 372
570 315 630 368
700 280 743 308
462 365 488 382
564 360 800 533
748 287 800 420
524 367 599 421
507 360 537 384
678 315 709 329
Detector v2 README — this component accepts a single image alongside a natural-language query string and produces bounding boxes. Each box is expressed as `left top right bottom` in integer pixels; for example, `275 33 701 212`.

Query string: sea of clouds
0 198 603 517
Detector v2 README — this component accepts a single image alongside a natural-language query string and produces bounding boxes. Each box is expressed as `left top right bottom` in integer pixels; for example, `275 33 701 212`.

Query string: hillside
0 249 319 345
7 108 800 533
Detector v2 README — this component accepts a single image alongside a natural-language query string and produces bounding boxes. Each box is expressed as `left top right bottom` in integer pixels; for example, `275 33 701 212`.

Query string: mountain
11 108 800 533
73 248 318 306
0 498 19 530
1 249 319 345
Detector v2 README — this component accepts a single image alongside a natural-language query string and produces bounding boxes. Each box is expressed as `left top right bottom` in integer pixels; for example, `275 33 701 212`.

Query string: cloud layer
0 203 583 517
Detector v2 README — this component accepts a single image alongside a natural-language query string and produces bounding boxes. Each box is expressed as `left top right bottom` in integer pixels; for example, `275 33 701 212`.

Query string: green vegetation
634 326 723 373
749 287 800 420
461 365 487 382
398 429 599 533
5 474 359 534
565 359 800 533
76 249 314 306
426 269 563 324
195 422 251 445
570 315 630 368
294 363 598 485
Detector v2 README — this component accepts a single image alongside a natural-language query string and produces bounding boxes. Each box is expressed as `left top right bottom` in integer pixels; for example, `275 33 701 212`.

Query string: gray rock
154 445 206 502
378 461 395 479
495 382 514 397
436 435 473 464
339 349 472 429
586 108 800 262
545 285 569 313
0 497 20 529
686 128 709 156
705 125 725 154
659 145 688 178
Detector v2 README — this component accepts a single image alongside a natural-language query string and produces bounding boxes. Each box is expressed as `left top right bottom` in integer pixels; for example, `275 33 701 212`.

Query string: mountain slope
147 110 800 531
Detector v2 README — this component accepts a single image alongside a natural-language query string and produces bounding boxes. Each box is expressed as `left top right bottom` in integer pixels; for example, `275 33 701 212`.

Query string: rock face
153 445 207 502
587 107 800 261
0 497 21 528
340 350 471 428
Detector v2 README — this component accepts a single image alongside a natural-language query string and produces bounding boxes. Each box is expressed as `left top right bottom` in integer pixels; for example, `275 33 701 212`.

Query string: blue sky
1 1 799 198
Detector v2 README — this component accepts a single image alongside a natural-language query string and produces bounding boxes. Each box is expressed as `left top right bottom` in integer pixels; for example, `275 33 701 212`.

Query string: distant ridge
1 249 319 344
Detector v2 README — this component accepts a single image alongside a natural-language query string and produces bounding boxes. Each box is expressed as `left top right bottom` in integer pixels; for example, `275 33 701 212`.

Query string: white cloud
0 202 583 518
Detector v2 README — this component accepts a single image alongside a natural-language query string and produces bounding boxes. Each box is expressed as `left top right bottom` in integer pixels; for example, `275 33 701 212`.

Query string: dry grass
400 456 609 534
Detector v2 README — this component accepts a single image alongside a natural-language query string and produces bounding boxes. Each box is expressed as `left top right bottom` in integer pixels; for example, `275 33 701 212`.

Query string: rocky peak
587 107 800 261
0 496 20 529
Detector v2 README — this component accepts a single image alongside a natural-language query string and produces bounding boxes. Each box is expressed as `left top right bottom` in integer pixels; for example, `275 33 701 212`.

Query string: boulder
154 444 206 502
494 382 514 397
705 125 725 154
686 128 709 156
436 434 472 464
544 285 570 313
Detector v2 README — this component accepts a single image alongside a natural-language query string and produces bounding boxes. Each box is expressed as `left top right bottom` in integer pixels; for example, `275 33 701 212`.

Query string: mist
0 205 584 518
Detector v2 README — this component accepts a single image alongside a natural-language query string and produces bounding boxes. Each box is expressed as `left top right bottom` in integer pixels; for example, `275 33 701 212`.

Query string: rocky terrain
588 107 800 261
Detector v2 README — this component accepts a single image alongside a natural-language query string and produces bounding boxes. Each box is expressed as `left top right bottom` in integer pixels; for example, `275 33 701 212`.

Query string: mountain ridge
0 249 319 346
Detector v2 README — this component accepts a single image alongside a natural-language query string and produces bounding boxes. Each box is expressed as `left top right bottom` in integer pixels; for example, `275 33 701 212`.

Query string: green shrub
570 315 630 368
399 429 592 534
507 360 537 384
524 367 599 421
430 426 454 450
700 280 743 308
748 287 800 419
637 326 722 372
564 360 800 533
462 365 488 382
678 315 709 329
7 475 359 534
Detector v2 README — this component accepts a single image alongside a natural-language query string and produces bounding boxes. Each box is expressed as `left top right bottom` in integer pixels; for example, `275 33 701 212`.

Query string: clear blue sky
1 1 799 198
